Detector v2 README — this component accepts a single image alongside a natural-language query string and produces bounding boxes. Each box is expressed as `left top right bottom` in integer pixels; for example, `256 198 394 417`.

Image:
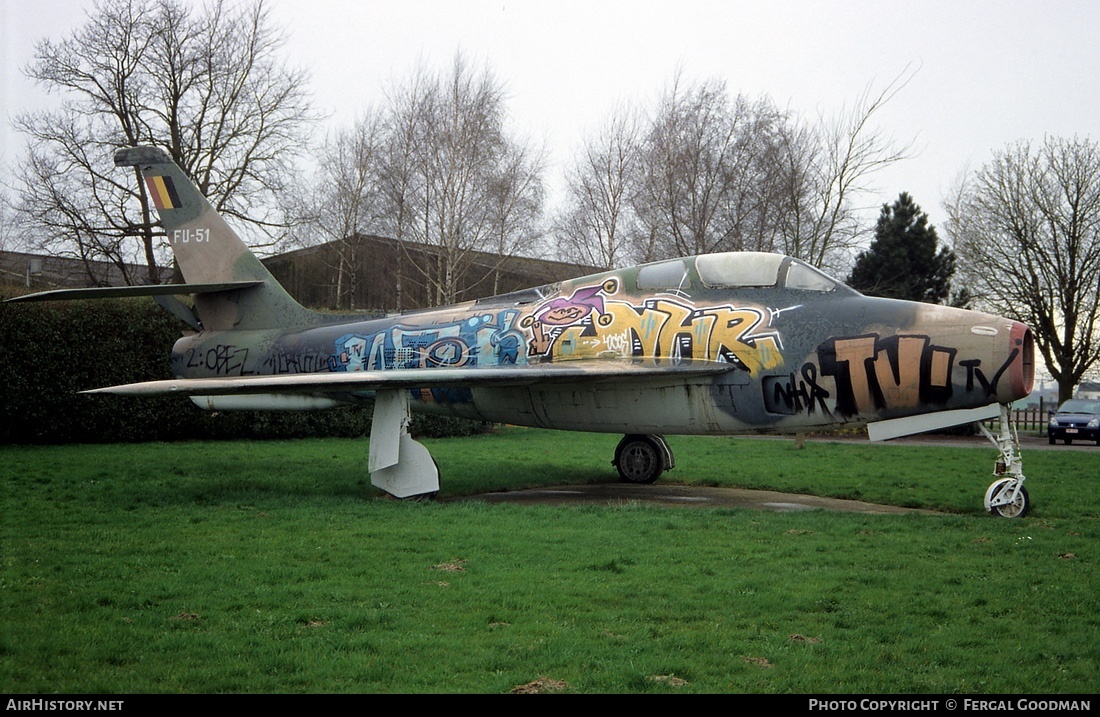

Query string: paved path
460 482 935 514
458 432 1093 513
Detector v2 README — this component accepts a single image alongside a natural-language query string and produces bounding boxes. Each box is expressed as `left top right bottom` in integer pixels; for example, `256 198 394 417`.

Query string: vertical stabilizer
115 146 318 331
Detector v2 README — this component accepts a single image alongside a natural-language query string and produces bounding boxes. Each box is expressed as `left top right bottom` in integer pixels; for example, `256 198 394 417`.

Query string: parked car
1047 399 1100 445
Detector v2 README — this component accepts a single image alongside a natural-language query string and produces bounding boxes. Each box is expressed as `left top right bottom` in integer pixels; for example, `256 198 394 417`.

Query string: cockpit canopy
641 252 845 293
476 251 852 310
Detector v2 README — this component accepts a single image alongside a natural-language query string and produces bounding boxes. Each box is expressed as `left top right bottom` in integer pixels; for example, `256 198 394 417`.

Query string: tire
613 435 665 484
985 479 1030 519
1048 434 1056 445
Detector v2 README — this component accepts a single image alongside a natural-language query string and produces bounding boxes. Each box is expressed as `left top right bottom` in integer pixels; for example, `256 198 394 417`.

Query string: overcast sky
3 0 1099 236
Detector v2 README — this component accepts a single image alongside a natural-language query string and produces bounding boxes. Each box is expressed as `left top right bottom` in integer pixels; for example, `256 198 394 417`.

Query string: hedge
0 298 490 444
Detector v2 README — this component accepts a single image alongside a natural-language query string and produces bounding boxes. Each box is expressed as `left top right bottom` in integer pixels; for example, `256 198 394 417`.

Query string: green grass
2 427 1097 693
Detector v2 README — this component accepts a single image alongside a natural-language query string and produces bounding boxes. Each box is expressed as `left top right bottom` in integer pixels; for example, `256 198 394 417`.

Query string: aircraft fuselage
172 254 1034 436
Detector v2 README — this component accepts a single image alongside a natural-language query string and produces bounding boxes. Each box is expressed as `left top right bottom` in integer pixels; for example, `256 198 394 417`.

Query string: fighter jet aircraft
10 146 1036 516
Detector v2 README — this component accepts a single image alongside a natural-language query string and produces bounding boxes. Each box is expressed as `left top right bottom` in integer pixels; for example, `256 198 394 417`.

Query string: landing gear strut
368 390 440 500
978 404 1030 518
613 434 674 484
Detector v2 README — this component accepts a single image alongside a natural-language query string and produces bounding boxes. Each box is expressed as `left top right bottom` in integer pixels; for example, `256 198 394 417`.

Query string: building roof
0 250 173 295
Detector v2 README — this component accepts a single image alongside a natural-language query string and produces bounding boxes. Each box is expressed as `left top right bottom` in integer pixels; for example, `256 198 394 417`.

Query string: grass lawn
2 427 1097 693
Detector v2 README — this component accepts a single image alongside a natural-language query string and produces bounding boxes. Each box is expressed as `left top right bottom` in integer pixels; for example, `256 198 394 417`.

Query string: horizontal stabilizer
81 359 737 397
867 403 1002 442
6 281 265 303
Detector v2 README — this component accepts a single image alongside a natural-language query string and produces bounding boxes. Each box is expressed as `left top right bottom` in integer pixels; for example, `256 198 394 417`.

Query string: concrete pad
457 483 935 514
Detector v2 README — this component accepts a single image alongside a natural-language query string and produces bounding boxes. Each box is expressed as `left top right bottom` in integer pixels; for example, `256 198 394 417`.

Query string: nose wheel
984 478 1030 518
978 404 1030 518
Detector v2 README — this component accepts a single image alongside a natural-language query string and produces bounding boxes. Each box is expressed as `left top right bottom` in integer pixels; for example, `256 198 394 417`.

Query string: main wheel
984 478 1030 518
613 435 665 484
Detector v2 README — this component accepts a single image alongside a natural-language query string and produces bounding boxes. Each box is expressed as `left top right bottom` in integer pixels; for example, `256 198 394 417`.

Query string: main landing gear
613 434 674 484
368 390 440 500
978 404 1030 518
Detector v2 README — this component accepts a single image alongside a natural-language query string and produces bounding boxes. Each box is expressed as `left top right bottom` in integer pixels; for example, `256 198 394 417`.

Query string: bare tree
13 0 315 284
371 53 544 306
374 64 436 311
292 113 388 309
294 54 545 308
417 53 502 304
555 71 910 274
484 140 546 295
948 136 1100 403
0 191 20 255
554 107 642 269
770 76 912 272
632 76 781 261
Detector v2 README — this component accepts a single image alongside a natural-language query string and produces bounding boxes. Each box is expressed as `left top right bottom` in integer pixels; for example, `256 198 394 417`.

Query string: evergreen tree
848 192 956 304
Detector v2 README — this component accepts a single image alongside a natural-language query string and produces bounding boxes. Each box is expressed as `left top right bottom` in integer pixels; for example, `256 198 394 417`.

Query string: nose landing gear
979 404 1030 518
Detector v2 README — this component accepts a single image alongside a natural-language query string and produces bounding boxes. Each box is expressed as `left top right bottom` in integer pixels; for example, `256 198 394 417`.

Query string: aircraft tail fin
115 146 318 332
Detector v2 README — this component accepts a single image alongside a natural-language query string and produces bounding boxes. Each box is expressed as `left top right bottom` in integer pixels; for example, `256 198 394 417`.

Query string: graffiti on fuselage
765 333 954 417
519 280 784 373
331 279 788 377
763 332 1015 418
818 334 957 416
765 333 957 417
334 309 523 372
521 279 619 356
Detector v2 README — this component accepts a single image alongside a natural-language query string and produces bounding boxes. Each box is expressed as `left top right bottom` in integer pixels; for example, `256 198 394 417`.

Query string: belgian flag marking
145 175 181 210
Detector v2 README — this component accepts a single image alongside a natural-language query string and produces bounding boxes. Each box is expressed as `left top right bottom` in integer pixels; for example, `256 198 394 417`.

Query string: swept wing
82 359 739 397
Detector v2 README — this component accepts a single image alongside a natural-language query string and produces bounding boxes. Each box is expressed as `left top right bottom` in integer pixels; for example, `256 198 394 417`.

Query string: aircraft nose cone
1005 321 1035 402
